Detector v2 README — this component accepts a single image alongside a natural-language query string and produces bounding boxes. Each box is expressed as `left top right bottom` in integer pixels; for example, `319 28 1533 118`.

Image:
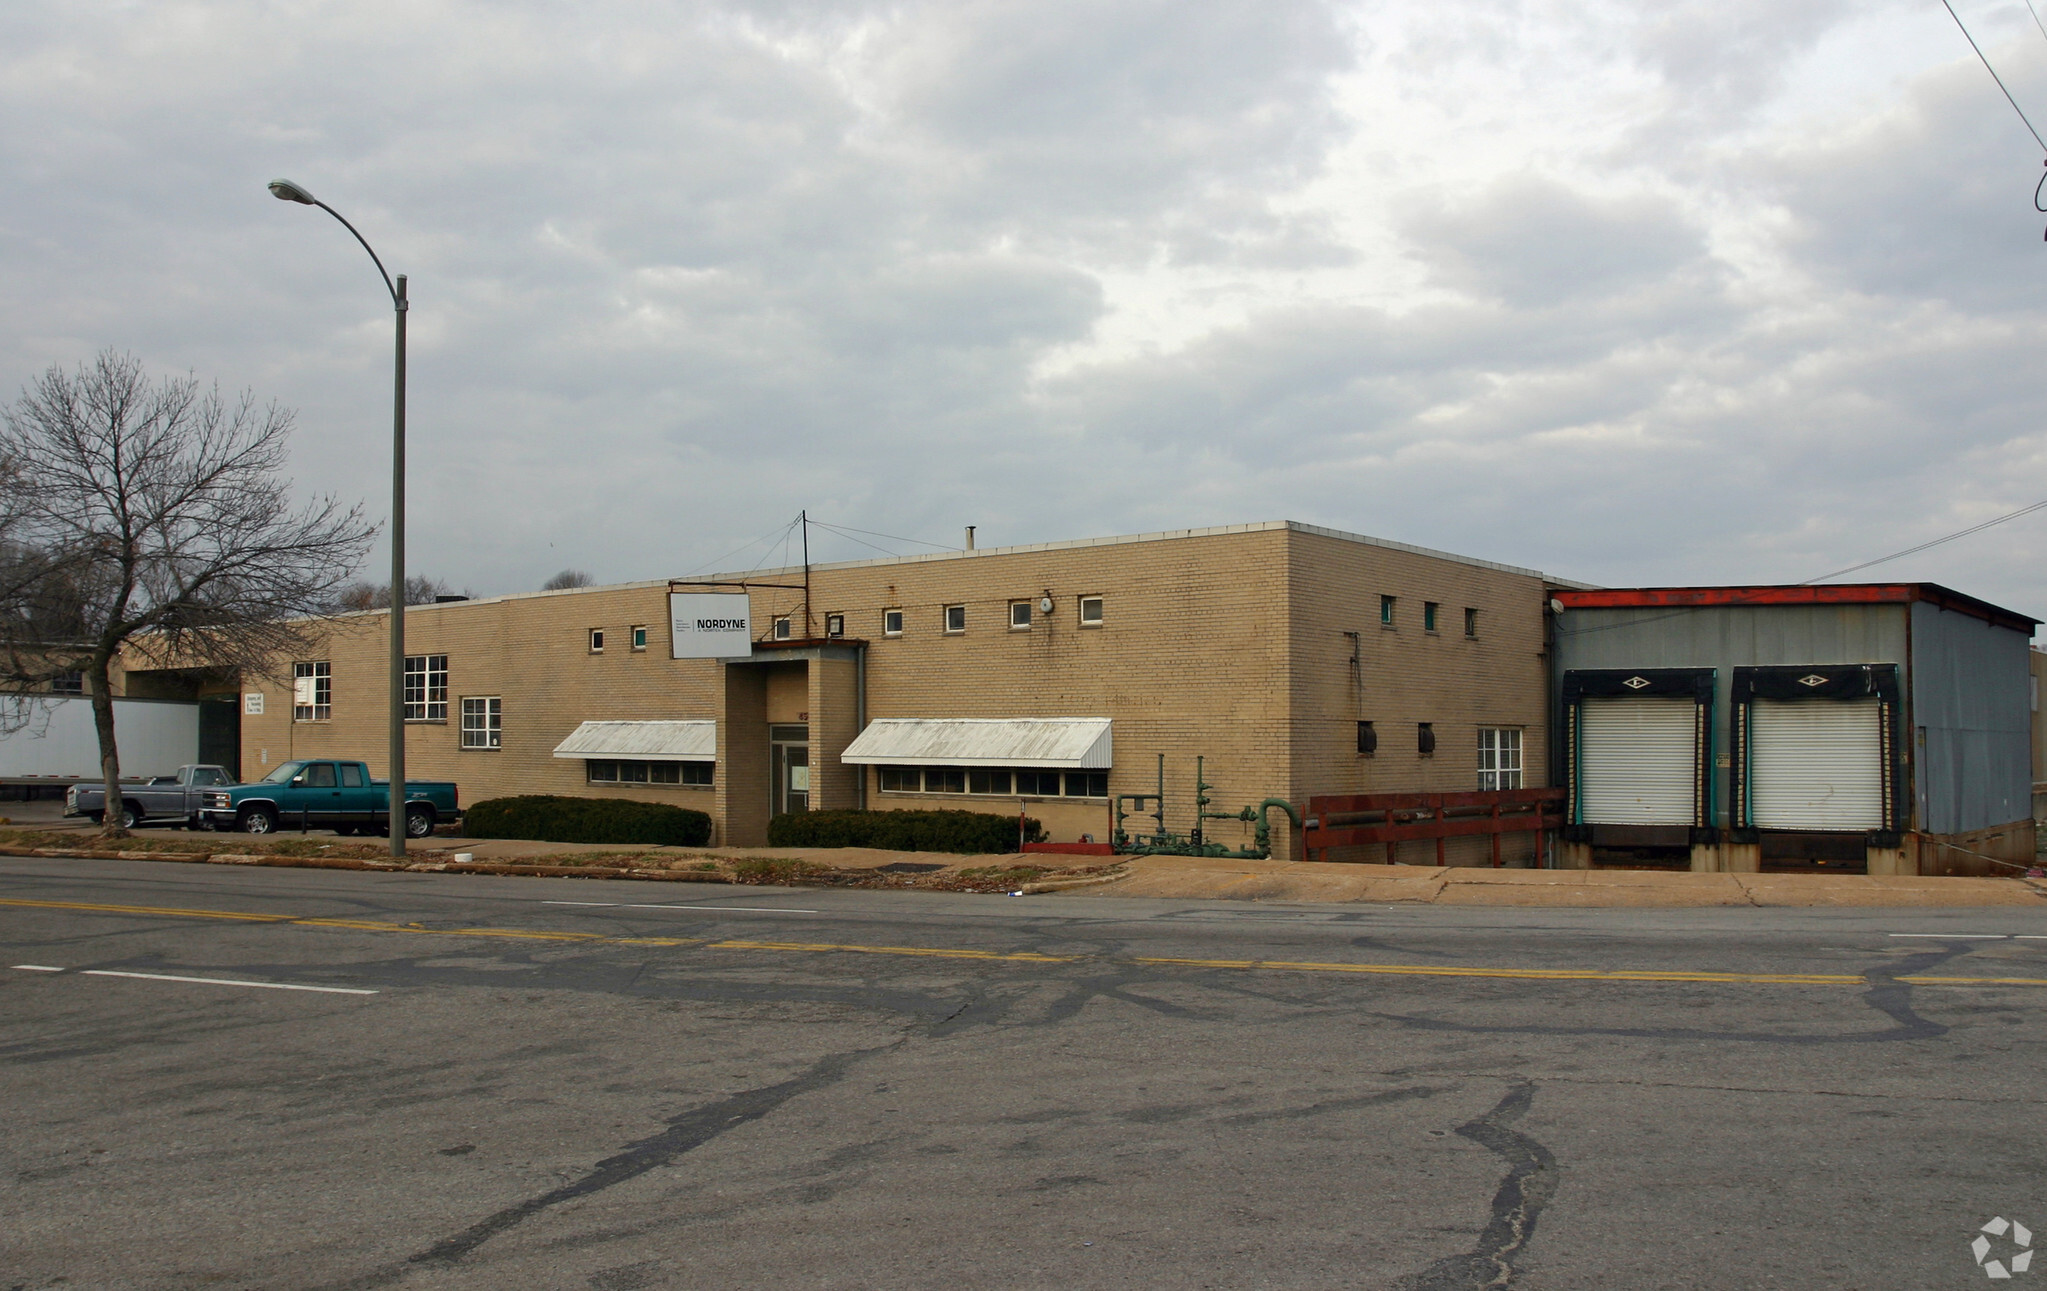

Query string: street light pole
267 179 410 858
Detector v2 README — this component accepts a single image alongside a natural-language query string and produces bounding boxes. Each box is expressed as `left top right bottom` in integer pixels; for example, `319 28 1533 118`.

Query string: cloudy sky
6 0 2047 616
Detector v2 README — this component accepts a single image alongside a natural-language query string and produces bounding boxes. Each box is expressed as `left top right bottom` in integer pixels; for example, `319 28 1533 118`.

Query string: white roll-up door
1748 699 1884 830
1578 697 1699 826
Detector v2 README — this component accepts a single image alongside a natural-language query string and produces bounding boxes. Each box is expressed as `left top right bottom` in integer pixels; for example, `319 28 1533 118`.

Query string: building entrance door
770 724 809 816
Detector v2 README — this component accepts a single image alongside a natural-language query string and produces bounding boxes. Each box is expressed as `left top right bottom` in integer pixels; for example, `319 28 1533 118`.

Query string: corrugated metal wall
1552 604 1908 829
1909 601 2031 833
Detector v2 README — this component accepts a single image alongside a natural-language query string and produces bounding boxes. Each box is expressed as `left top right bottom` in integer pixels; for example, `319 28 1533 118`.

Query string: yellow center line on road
709 938 1073 963
6 895 2047 987
1130 955 1866 985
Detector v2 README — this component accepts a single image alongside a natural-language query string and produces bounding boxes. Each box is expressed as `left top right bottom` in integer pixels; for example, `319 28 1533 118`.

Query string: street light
268 178 410 858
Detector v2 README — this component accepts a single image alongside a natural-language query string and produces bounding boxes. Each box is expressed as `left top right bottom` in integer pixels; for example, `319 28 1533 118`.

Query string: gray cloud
1 0 2045 624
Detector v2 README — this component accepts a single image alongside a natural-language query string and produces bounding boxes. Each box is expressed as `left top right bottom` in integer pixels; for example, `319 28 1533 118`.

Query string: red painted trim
1553 583 2036 631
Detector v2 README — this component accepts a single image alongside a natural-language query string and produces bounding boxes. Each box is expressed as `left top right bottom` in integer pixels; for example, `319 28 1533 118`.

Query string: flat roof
1553 584 2038 633
366 520 1560 621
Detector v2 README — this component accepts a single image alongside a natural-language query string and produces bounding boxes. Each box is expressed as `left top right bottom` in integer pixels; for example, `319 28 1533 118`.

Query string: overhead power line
1941 0 2047 152
1803 496 2047 583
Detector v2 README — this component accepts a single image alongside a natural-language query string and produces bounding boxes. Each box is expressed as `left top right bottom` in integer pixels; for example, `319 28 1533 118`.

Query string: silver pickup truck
65 764 235 830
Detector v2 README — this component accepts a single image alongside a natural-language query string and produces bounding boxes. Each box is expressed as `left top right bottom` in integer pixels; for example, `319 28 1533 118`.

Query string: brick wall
184 522 1554 857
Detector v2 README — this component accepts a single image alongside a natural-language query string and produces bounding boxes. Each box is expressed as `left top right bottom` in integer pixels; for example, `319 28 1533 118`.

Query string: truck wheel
239 807 278 835
119 802 141 831
404 807 435 839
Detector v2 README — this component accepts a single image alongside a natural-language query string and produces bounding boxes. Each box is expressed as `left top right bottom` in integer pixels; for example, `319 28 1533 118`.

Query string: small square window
773 616 792 640
944 605 966 634
1009 601 1032 630
883 608 904 636
1424 602 1440 633
1380 595 1396 627
631 626 648 651
588 629 604 653
1078 596 1104 626
825 613 845 637
1464 607 1479 638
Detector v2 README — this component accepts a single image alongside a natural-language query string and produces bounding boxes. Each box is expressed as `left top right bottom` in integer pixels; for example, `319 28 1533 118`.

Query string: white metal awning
551 720 716 762
840 718 1112 769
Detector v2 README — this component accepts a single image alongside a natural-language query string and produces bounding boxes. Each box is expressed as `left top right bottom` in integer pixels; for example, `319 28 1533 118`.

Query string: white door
1748 699 1884 830
1578 697 1699 826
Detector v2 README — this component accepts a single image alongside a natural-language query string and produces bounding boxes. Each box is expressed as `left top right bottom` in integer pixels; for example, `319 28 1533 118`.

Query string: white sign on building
244 692 265 716
669 592 754 659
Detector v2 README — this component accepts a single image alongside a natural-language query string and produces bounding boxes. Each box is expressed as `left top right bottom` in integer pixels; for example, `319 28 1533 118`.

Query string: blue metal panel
1908 601 2032 832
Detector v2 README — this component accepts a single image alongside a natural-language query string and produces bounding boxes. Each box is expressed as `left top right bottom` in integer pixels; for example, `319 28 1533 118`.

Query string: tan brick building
131 522 1560 860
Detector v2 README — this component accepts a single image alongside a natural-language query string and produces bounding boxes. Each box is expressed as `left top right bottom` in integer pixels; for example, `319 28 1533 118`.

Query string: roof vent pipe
965 526 976 551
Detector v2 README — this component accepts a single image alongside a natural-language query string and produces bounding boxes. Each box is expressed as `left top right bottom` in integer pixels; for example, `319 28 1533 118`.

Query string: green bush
767 808 1043 854
464 795 712 847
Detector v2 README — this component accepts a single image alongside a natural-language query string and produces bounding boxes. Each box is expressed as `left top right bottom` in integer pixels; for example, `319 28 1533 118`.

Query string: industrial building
89 522 2043 877
141 522 1556 861
1551 583 2038 875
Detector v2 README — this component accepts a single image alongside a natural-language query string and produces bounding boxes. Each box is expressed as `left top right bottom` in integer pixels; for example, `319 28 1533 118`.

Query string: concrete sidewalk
1086 855 2047 907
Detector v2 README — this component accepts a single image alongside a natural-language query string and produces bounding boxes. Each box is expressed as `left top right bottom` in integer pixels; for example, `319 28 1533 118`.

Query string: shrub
767 809 1043 854
464 795 712 847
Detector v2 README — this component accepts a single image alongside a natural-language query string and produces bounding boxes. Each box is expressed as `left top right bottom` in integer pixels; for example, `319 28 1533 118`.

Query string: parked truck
197 759 460 838
65 764 235 829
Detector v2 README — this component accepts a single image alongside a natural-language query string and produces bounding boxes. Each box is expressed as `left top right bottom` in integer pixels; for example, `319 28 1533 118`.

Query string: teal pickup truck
197 760 460 838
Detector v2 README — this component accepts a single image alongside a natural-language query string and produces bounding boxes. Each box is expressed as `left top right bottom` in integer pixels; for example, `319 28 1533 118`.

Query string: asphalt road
3 858 2045 1290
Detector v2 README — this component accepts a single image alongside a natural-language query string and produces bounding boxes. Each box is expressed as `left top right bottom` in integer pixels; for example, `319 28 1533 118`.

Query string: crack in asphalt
384 1043 893 1280
1368 943 1974 1045
1400 1083 1558 1291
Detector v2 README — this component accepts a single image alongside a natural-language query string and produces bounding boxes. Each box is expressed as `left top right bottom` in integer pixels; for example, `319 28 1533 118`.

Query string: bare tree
0 350 376 836
542 568 593 591
325 574 466 611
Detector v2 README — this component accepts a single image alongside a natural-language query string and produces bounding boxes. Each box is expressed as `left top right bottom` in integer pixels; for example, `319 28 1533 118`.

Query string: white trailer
0 695 201 784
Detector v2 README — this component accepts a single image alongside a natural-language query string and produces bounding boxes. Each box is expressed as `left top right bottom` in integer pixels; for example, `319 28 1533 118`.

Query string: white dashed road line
1888 933 2009 939
24 969 378 998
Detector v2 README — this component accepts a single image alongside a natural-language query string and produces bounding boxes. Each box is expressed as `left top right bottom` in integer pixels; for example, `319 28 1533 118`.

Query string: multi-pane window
403 654 448 722
1078 596 1104 626
943 605 966 633
460 697 501 750
1424 602 1440 632
876 766 1109 798
587 759 712 786
292 661 331 721
1478 728 1523 790
50 672 83 695
1380 595 1396 626
883 608 904 636
1009 601 1032 629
